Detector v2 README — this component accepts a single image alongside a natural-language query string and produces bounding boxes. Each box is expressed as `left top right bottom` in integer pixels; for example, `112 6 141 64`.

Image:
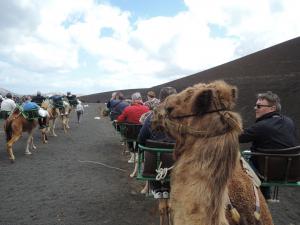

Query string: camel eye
166 106 174 114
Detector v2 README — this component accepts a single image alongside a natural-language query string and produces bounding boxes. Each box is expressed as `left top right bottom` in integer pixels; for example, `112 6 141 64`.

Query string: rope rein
165 116 231 137
155 161 174 181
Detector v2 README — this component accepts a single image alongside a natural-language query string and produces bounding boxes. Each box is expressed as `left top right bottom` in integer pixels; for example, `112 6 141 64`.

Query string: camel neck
171 133 239 225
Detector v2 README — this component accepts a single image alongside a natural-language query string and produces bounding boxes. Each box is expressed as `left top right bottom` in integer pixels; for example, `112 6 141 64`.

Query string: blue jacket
23 101 39 111
109 100 129 120
138 112 174 145
239 111 298 151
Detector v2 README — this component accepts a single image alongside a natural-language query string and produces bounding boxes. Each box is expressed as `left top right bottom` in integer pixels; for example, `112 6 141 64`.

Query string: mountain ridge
80 36 300 137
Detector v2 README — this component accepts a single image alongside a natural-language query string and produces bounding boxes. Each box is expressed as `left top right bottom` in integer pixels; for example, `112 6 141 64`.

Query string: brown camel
152 80 273 225
4 107 39 162
41 99 59 137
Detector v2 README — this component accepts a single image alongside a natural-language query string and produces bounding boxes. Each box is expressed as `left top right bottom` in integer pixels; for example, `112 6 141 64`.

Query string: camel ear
193 89 213 115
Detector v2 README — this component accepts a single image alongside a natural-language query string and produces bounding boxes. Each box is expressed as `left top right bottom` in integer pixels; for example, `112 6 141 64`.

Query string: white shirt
1 98 16 112
76 104 84 112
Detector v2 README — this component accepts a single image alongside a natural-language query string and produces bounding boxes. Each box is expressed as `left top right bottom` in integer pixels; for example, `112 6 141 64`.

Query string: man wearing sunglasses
239 91 298 200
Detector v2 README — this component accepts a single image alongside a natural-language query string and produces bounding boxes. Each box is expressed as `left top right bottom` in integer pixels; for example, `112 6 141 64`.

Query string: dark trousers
38 118 47 127
127 142 137 152
150 181 170 192
76 111 83 122
249 158 271 199
0 111 9 120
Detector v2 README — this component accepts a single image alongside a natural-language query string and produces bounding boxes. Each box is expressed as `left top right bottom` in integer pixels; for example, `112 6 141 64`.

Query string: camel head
152 80 242 158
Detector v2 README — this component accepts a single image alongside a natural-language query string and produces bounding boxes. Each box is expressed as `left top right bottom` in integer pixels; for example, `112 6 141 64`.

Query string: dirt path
0 103 299 225
0 103 158 225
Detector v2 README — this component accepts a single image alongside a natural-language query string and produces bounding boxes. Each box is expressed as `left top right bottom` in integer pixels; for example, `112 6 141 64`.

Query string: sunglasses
255 104 273 109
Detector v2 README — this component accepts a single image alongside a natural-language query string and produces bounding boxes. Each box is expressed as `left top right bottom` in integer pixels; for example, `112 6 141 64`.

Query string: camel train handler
138 87 177 199
239 91 298 201
31 91 47 129
115 92 149 163
0 93 16 120
76 100 84 123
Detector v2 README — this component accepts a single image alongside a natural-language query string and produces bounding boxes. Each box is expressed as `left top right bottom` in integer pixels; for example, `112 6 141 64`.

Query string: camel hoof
25 151 32 155
10 159 15 164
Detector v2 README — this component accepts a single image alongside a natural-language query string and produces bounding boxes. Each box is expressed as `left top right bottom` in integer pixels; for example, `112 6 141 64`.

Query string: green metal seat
242 146 300 199
114 122 142 154
137 140 175 181
117 122 142 142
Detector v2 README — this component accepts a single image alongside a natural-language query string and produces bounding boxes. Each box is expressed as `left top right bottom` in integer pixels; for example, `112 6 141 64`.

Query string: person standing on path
76 100 84 123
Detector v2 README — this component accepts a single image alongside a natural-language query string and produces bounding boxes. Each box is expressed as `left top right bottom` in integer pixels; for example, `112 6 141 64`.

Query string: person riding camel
31 91 47 129
32 91 46 106
0 93 16 120
66 91 78 107
23 96 48 129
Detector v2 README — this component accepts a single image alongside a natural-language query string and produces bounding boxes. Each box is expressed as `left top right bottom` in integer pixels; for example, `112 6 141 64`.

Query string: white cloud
0 0 299 94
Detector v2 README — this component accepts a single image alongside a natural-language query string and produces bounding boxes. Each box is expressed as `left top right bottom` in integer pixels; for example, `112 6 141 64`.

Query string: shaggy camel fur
152 80 273 225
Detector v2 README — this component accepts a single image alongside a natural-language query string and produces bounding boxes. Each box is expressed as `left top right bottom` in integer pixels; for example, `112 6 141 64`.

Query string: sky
0 0 299 95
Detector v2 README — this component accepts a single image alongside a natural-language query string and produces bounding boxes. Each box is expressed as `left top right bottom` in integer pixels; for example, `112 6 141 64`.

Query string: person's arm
239 124 259 143
137 115 152 145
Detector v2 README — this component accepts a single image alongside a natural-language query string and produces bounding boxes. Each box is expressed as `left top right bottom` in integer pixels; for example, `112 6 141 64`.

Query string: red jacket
117 103 149 124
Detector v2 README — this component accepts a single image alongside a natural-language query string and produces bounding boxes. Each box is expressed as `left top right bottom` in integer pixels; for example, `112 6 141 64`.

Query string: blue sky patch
103 0 187 21
62 11 85 29
100 27 114 37
208 23 227 38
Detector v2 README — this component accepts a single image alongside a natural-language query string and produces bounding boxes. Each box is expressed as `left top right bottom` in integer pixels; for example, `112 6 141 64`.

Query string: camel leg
51 119 57 136
30 135 37 150
167 200 173 225
62 117 67 133
66 116 70 129
7 134 22 163
159 199 169 225
25 132 35 154
41 128 48 144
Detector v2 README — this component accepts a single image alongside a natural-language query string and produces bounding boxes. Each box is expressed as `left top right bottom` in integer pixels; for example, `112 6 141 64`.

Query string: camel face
152 80 239 140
